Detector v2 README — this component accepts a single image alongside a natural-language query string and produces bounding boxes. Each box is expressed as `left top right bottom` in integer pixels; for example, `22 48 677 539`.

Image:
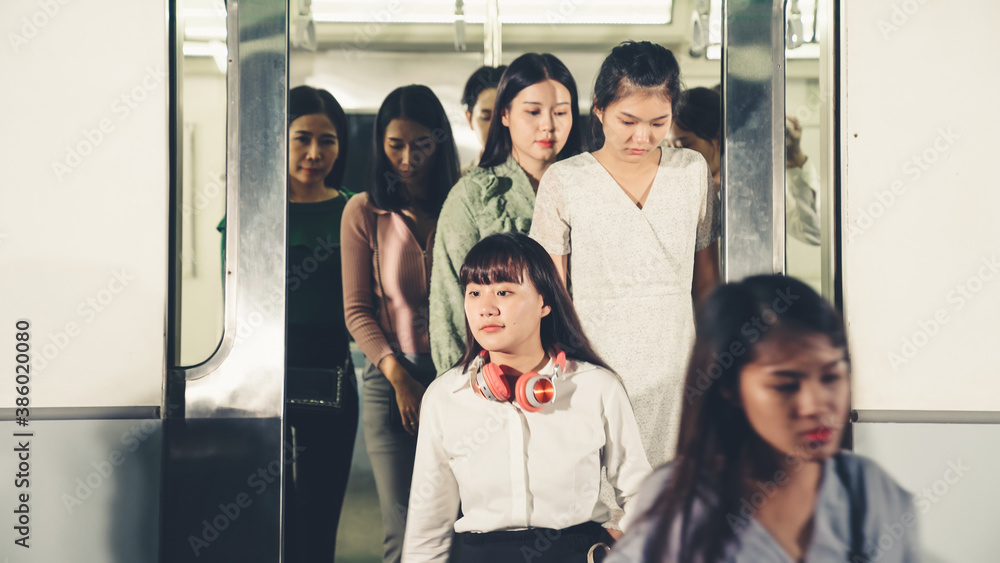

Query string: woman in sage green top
429 53 583 373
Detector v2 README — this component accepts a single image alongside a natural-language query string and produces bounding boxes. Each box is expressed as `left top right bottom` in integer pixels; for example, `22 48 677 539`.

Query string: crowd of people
230 40 917 563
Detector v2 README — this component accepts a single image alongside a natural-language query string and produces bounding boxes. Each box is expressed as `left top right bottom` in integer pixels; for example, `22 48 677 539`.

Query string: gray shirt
608 452 920 562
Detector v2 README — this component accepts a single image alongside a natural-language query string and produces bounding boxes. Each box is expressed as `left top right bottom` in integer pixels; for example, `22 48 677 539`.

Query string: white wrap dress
530 148 719 466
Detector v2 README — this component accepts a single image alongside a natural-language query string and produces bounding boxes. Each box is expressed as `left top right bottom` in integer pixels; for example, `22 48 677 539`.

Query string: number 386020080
15 320 31 415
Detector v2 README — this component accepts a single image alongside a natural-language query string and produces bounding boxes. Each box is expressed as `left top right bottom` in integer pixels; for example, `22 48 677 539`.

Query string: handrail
853 410 1000 424
171 0 288 419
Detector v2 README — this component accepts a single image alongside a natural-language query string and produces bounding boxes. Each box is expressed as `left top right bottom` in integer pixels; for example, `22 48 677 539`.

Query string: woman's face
739 332 850 466
594 91 672 164
288 113 338 191
668 122 720 176
466 87 497 149
501 79 573 170
464 274 550 358
383 118 437 187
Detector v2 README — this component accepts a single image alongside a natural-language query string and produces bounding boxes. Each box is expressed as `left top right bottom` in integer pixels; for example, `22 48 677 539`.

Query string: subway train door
721 1 1000 561
163 0 289 561
1 0 290 561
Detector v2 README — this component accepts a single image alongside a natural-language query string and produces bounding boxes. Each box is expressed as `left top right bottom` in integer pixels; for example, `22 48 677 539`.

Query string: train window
178 0 227 366
784 0 829 294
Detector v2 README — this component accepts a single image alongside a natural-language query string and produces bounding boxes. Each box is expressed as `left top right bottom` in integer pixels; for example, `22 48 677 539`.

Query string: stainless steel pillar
721 0 786 281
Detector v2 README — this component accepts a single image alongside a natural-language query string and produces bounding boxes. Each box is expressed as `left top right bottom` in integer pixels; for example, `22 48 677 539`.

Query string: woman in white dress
530 41 720 467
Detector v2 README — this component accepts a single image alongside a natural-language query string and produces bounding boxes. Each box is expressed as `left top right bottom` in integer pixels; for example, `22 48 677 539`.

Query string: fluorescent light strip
311 0 671 25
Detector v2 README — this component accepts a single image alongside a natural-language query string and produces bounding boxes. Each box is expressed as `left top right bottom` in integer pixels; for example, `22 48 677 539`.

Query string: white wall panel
0 419 161 561
855 423 1000 562
0 0 168 408
843 0 1000 411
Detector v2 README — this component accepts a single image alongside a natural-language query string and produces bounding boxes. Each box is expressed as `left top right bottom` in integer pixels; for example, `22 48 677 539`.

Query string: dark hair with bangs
370 84 461 214
639 274 849 562
457 232 610 372
589 41 682 150
289 85 349 189
479 53 582 168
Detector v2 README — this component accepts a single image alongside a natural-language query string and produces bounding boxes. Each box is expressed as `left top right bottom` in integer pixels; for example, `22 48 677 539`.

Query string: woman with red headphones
401 232 651 563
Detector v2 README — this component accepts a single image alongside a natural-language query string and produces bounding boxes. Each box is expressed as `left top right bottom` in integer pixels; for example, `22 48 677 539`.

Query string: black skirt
455 521 613 563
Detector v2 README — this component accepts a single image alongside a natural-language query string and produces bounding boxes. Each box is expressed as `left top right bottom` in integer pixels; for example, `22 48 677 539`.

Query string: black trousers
283 377 359 563
455 521 614 563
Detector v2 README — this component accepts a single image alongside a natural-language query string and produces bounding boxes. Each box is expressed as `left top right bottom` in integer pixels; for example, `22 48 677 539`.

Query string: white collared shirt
401 358 652 563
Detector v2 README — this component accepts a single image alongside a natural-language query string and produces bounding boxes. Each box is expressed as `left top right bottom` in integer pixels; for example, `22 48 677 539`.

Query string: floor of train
337 345 385 563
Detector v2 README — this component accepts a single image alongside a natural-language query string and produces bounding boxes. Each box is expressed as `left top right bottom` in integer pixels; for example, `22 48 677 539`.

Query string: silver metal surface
853 410 1000 424
852 422 1000 560
179 0 288 419
721 0 786 281
0 419 161 561
0 407 159 421
819 0 837 301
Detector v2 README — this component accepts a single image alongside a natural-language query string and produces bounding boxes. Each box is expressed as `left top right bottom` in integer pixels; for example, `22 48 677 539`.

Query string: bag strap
834 453 868 562
587 542 610 563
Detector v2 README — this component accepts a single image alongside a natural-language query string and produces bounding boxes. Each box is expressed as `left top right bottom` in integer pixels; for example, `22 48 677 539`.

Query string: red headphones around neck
470 350 566 412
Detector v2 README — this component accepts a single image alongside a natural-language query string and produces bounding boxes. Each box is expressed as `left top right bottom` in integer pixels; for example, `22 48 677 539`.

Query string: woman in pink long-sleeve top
341 84 460 563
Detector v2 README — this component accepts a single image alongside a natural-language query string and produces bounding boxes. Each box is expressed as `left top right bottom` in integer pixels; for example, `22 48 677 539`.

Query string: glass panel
178 0 227 366
784 0 826 293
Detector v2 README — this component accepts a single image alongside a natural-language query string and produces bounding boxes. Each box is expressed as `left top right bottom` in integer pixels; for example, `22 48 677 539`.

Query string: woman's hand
785 115 808 169
379 355 427 436
393 375 427 436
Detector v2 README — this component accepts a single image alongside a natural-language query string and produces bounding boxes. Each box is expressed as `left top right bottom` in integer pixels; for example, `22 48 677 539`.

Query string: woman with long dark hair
531 41 720 468
404 233 650 563
341 84 460 563
430 52 582 374
282 85 357 563
607 275 918 562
